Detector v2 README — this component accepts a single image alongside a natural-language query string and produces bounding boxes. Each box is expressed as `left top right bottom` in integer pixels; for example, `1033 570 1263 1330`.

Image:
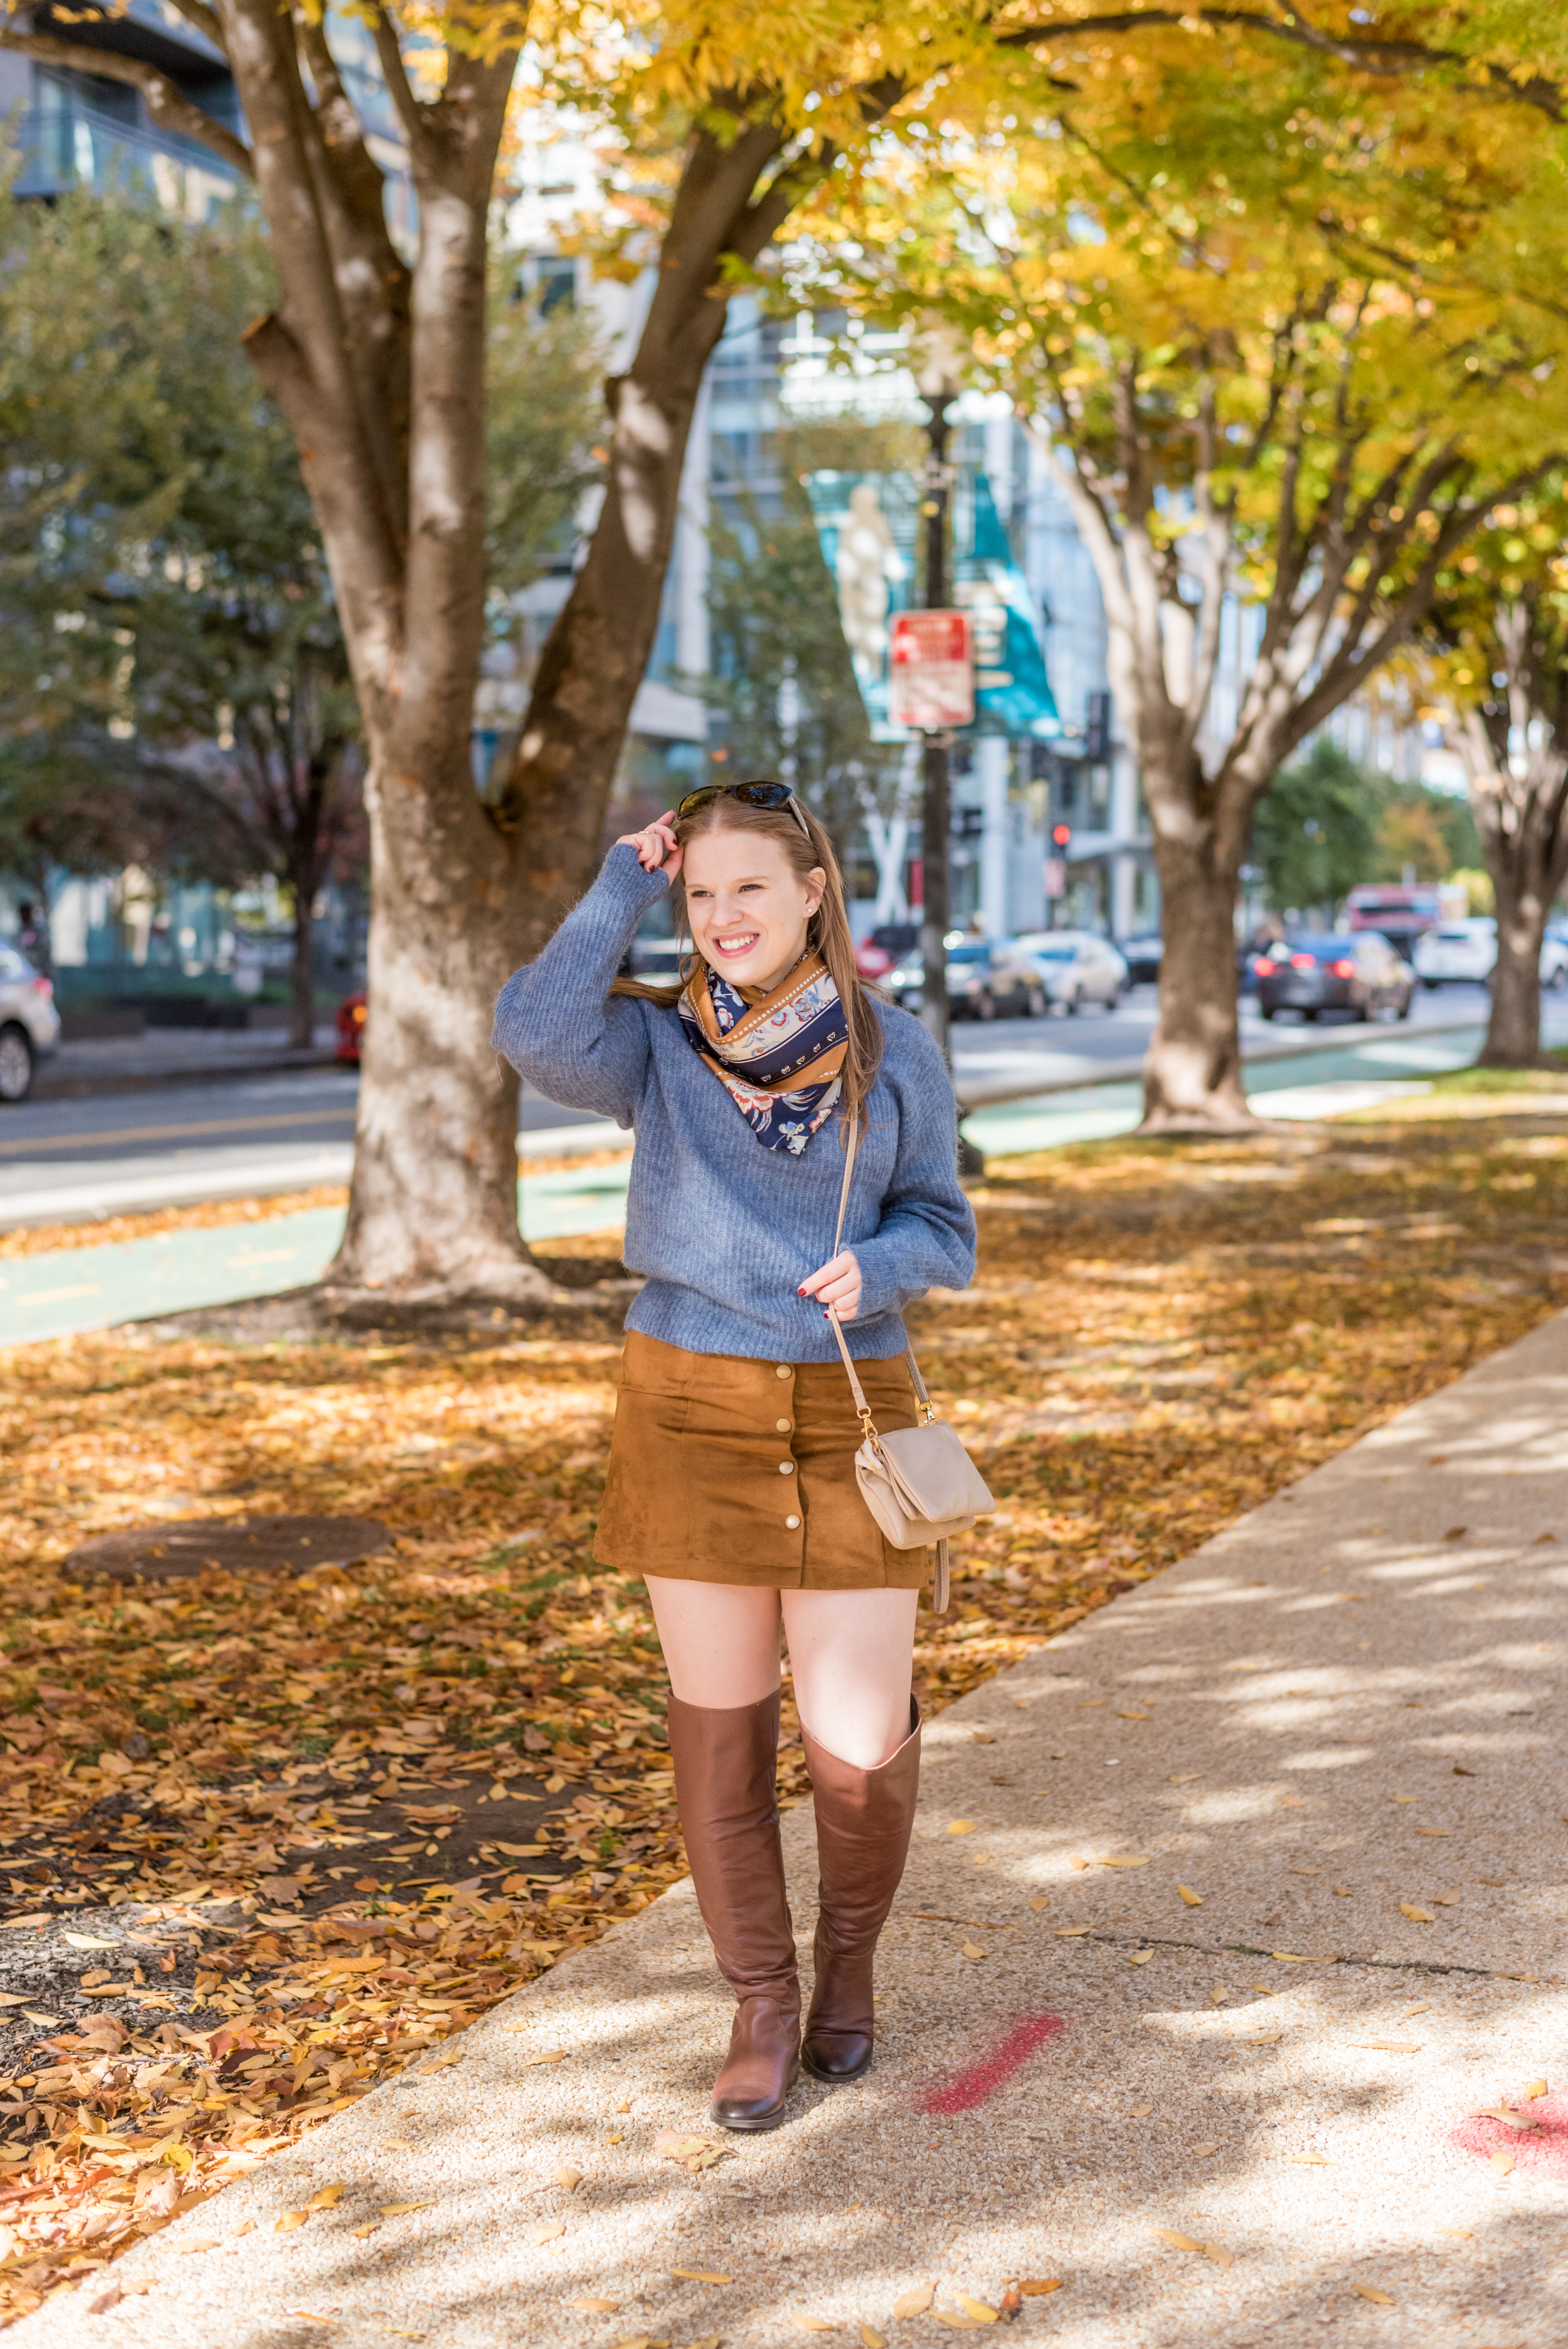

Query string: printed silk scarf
677 952 848 1154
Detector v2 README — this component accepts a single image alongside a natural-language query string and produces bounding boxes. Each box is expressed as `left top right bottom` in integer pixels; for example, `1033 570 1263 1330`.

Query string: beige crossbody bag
824 1110 993 1612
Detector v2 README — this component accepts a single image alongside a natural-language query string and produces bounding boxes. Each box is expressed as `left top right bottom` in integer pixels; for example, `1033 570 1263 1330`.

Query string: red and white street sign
888 609 974 730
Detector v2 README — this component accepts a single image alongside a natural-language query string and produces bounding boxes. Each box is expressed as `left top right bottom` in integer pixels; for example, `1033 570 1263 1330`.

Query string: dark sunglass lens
734 783 791 809
676 786 722 818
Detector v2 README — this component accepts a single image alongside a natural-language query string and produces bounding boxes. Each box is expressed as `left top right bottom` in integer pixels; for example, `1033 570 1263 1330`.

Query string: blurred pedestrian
14 902 51 980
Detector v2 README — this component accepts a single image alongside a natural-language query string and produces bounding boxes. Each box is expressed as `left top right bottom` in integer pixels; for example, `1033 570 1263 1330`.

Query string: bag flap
874 1422 994 1522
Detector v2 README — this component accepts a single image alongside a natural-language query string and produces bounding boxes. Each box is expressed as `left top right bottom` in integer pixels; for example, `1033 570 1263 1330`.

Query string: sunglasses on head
676 780 812 839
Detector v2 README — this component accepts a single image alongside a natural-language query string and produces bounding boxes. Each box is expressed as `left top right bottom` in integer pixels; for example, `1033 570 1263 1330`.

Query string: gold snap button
778 1461 795 1475
785 1514 801 1530
775 1364 792 1378
775 1417 791 1432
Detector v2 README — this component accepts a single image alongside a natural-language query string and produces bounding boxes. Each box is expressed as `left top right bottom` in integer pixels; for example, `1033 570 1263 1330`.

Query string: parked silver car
0 946 60 1102
1014 930 1129 1013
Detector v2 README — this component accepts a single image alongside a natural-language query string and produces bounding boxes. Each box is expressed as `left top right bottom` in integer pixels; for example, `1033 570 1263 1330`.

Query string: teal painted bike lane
1 1159 636 1348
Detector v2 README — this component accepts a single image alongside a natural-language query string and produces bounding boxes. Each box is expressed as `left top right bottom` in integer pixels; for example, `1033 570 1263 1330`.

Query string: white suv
0 946 61 1102
1414 917 1568 991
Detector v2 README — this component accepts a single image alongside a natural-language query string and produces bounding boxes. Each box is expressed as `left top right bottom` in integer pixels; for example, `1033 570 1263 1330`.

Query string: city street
0 981 1513 1233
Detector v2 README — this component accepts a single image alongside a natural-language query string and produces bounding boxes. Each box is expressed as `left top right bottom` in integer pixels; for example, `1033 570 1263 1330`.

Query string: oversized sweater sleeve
849 1010 978 1322
491 843 672 1125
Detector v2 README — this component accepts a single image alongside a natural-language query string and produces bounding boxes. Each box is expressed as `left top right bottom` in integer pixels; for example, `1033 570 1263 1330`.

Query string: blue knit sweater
492 845 977 1362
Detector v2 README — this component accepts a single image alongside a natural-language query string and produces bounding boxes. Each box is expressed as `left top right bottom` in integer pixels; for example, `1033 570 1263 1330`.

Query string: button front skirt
593 1331 932 1590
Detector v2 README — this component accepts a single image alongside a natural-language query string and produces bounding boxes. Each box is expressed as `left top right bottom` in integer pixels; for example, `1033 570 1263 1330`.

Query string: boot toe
801 2029 873 2084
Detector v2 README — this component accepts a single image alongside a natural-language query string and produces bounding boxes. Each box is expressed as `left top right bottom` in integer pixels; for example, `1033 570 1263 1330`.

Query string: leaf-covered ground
0 1109 1565 2319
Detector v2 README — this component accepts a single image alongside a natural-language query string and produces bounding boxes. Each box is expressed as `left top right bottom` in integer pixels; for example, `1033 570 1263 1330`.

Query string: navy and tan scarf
678 952 848 1154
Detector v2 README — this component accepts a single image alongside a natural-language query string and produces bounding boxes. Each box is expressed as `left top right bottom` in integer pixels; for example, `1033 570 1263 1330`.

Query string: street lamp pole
916 366 957 1073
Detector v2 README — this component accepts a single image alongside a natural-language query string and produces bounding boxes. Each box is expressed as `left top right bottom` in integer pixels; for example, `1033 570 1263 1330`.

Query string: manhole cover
61 1515 395 1583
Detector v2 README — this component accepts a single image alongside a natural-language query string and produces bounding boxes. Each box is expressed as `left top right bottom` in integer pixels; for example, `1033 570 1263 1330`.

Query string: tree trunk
1479 874 1547 1067
326 729 544 1304
289 880 316 1051
1142 820 1254 1131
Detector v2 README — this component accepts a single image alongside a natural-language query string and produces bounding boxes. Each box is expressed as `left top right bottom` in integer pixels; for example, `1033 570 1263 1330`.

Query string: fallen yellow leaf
670 2269 732 2285
955 2296 998 2322
1127 2103 1153 2119
1176 1885 1203 1907
1245 2032 1284 2045
574 2301 620 2315
1129 1949 1154 1967
276 2210 310 2233
1399 1904 1435 1924
1471 2107 1533 2131
947 1822 977 1836
1016 2280 1063 2296
1290 2156 1330 2167
555 2166 583 2191
1524 2079 1548 2100
1150 2229 1202 2252
351 2225 378 2240
1352 2284 1396 2305
861 2327 887 2348
792 2317 833 2333
893 2285 935 2319
1202 2244 1233 2270
1028 1896 1049 1913
306 2183 346 2211
1403 2003 1431 2017
1354 2042 1422 2054
961 1942 987 1961
1208 1987 1228 2006
61 1932 117 1949
1055 1925 1092 1937
1100 1856 1152 1869
1491 2148 1516 2177
524 2048 569 2066
1191 2143 1218 2157
380 2201 436 2217
533 2220 566 2244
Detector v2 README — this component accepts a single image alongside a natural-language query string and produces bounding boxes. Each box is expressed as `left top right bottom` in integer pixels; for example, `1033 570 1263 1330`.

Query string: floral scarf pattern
678 952 848 1154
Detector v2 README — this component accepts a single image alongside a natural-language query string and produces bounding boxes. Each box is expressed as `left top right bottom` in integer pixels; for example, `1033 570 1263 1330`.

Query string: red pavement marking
1449 2094 1568 2177
918 2012 1065 2114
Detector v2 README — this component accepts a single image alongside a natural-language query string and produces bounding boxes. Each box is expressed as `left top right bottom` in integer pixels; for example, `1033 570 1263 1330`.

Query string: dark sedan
1255 930 1413 1023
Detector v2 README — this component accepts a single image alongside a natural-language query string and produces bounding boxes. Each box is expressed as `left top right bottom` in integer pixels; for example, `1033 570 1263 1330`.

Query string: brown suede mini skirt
593 1331 932 1590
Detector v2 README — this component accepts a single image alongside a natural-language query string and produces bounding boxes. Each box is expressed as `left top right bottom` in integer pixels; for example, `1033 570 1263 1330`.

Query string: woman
492 783 975 2131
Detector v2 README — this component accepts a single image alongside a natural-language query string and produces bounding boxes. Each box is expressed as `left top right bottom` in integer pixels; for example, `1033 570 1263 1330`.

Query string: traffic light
1052 822 1072 851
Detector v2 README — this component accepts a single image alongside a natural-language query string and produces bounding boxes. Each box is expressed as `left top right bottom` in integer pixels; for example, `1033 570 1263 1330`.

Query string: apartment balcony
14 94 241 213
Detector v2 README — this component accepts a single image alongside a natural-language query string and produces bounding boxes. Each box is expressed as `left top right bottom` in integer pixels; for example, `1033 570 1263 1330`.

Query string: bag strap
827 1108 937 1434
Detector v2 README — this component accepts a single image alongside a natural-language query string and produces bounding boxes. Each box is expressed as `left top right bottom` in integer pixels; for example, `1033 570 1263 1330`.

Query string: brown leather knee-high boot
800 1698 921 2084
665 1688 800 2132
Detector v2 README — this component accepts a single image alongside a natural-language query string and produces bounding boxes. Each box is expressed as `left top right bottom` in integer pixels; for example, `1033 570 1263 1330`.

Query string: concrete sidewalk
17 1314 1568 2348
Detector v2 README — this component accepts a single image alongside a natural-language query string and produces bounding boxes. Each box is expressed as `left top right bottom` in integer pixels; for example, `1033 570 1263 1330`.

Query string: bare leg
645 1577 784 1708
781 1587 919 1768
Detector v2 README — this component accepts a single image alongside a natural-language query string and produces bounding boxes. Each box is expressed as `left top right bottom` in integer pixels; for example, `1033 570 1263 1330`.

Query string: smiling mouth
712 932 761 957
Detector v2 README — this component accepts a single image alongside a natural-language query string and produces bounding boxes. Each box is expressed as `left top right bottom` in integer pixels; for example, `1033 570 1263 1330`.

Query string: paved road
11 1011 1562 1347
16 1310 1568 2349
0 982 1508 1232
0 1072 623 1231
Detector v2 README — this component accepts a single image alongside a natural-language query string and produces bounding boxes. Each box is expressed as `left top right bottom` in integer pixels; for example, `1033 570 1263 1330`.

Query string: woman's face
682 826 827 994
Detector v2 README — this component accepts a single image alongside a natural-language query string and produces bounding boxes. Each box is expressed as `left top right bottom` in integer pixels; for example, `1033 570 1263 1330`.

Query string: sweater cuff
600 839 674 918
848 1235 910 1324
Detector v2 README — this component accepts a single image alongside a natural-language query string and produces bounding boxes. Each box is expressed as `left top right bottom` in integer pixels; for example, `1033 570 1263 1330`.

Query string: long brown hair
611 786 885 1134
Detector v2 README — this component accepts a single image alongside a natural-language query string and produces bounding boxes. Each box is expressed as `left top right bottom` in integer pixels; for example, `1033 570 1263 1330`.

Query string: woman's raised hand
616 809 681 879
799 1249 862 1325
